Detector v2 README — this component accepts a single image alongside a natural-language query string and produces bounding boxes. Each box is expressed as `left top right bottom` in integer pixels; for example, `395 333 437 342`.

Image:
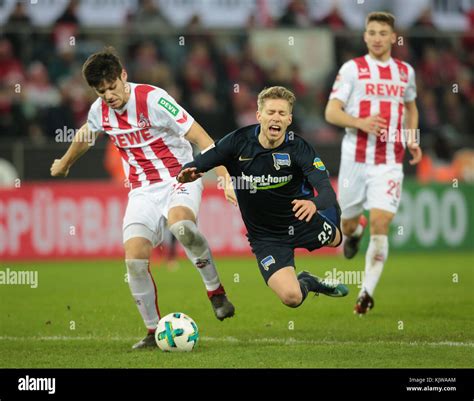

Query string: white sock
125 259 160 330
360 235 388 297
351 224 364 238
169 220 221 292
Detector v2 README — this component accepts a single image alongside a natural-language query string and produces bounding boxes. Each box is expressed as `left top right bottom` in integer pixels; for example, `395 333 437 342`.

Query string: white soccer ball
154 312 199 352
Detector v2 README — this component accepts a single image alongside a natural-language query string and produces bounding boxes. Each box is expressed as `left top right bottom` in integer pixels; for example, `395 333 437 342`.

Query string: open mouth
269 125 281 134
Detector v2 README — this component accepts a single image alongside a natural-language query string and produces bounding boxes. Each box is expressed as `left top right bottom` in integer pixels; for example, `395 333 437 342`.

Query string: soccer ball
154 312 199 352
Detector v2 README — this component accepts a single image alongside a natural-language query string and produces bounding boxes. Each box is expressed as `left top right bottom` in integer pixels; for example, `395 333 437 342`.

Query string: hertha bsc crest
273 153 291 170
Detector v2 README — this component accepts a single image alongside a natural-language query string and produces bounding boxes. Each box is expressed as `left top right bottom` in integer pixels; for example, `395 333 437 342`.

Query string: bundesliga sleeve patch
313 157 326 171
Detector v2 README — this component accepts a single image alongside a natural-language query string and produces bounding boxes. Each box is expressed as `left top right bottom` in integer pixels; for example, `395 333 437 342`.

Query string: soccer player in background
178 86 349 308
325 12 422 314
50 48 236 348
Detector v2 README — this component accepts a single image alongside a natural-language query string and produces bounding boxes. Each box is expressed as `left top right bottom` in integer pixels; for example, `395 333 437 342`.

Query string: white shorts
338 159 404 219
123 179 204 247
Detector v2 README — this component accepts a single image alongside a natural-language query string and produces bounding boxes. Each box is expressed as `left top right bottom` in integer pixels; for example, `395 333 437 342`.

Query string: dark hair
366 11 396 31
82 46 123 88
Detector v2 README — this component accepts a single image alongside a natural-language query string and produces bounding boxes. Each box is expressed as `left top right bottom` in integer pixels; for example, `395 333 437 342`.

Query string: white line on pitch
0 336 472 348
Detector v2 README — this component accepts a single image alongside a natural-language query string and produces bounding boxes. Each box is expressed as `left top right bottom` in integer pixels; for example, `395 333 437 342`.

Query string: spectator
4 1 32 61
0 38 25 137
133 0 171 34
278 0 312 28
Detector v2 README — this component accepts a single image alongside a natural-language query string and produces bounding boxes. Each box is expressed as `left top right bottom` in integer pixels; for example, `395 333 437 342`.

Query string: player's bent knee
124 237 152 260
341 218 360 236
125 258 149 278
280 290 303 308
169 220 203 248
168 206 196 226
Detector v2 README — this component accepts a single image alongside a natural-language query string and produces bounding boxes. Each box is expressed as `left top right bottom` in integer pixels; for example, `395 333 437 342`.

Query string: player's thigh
267 266 302 304
123 190 164 249
366 164 404 221
250 241 295 286
165 179 203 224
338 159 367 219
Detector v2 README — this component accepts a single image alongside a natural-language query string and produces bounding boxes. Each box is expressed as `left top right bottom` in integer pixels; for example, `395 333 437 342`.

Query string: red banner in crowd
0 181 338 260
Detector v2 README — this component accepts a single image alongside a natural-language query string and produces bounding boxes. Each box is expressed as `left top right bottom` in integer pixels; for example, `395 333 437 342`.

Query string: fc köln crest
399 69 408 83
138 113 151 128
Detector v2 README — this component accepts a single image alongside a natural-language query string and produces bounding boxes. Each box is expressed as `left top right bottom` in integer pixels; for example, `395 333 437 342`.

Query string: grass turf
0 252 473 368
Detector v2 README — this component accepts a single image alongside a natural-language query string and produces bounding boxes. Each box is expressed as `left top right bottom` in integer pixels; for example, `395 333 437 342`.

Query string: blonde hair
257 86 296 112
366 11 396 30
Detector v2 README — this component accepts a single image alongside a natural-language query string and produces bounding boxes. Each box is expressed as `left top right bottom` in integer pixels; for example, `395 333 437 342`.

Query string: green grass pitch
1 252 473 368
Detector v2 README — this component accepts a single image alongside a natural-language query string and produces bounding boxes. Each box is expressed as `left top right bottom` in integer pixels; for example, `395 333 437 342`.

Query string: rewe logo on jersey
109 129 154 147
366 83 406 97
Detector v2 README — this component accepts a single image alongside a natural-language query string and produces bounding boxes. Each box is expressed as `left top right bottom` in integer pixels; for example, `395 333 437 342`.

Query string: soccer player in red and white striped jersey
325 12 422 314
51 48 236 348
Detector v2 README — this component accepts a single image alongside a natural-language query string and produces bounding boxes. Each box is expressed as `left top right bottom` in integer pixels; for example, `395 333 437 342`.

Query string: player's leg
338 160 368 258
123 191 163 349
267 267 304 307
355 208 393 314
124 229 161 349
355 164 403 314
268 268 348 307
166 181 234 320
254 242 348 307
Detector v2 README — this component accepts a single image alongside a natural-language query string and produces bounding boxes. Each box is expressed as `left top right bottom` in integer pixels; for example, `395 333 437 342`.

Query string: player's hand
292 199 317 223
408 142 422 165
224 183 237 207
177 167 203 183
50 158 70 177
356 114 387 136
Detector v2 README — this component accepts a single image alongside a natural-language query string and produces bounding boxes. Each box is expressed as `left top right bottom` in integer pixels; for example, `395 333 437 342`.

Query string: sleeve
87 100 103 133
148 90 195 137
404 64 417 102
295 141 337 210
328 61 356 105
182 131 237 173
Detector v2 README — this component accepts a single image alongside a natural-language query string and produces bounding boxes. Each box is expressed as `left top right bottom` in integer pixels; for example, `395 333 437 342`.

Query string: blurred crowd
0 0 473 181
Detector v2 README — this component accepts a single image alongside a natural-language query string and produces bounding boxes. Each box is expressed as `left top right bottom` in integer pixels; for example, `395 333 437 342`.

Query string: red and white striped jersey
329 54 416 164
87 83 195 190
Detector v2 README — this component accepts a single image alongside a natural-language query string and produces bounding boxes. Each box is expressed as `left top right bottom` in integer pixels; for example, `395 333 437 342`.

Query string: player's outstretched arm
184 121 237 206
325 99 386 136
50 123 98 177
